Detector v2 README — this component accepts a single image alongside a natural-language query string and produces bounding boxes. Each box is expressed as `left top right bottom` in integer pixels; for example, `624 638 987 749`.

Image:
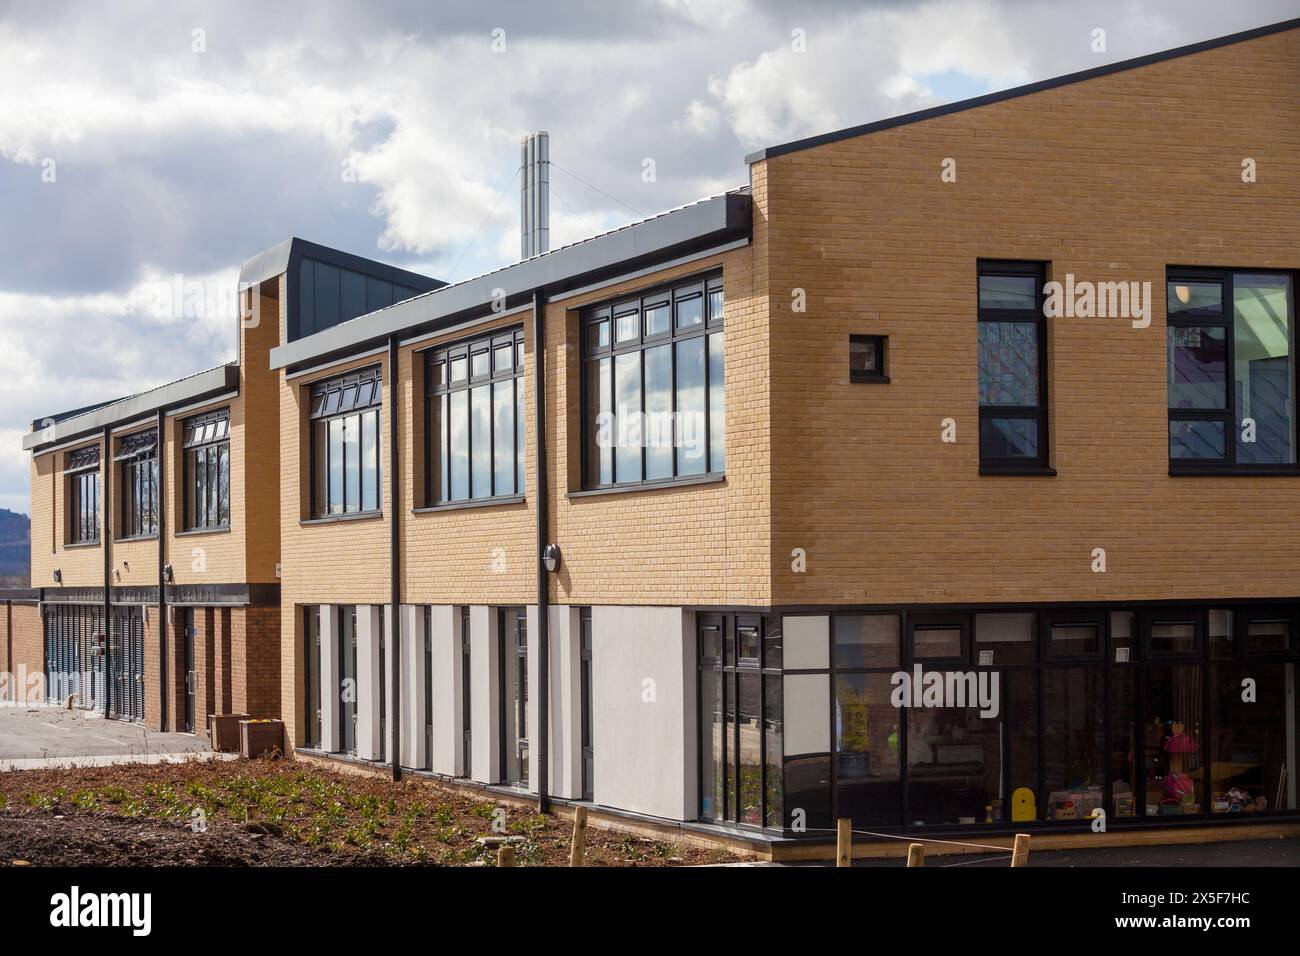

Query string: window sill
979 465 1057 477
115 534 159 544
175 526 231 537
300 510 383 526
568 472 726 499
413 495 525 514
850 374 890 384
63 541 101 550
1169 466 1300 477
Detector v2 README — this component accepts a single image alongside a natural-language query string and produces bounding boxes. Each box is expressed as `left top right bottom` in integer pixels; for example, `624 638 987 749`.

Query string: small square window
849 335 888 383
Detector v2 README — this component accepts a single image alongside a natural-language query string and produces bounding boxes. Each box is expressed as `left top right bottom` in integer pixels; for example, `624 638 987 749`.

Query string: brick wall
0 601 42 702
231 604 280 718
762 26 1300 608
32 441 105 589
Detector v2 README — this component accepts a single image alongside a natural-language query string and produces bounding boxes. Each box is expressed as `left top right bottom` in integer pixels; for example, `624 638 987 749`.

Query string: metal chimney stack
519 131 550 259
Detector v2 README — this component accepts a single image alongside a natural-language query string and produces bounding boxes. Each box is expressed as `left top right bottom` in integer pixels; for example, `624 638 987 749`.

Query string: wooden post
906 843 925 867
1010 833 1030 867
498 845 516 868
569 806 588 867
836 818 852 867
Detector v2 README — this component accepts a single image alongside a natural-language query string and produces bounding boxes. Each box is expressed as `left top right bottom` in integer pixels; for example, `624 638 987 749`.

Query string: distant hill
0 508 30 586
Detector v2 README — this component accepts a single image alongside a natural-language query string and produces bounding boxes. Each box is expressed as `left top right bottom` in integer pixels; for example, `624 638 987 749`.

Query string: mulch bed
0 758 732 867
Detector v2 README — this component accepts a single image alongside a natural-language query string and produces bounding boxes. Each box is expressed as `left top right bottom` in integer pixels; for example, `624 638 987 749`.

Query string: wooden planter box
239 720 284 759
208 713 250 753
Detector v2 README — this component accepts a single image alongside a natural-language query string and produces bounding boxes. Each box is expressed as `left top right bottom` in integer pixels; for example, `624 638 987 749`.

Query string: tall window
1167 269 1295 471
116 430 158 538
425 329 525 504
499 607 528 787
183 409 230 530
977 261 1050 472
582 273 725 489
309 369 382 517
65 445 100 545
698 613 783 829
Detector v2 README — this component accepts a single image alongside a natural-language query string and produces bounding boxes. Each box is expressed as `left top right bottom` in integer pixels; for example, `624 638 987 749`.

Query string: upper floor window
183 409 231 530
116 430 158 538
65 445 100 545
977 261 1051 474
309 369 381 517
425 329 525 505
581 273 725 489
1167 269 1295 472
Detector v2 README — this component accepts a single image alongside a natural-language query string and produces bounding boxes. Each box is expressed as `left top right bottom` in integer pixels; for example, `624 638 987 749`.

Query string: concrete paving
0 704 228 770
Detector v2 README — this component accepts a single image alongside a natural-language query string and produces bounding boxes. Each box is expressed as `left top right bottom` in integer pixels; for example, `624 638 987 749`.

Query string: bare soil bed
0 758 731 867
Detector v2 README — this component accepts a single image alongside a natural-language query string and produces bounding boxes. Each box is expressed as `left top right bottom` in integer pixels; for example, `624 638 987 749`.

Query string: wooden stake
1010 833 1030 867
498 845 516 868
569 806 588 867
836 818 852 867
906 842 925 867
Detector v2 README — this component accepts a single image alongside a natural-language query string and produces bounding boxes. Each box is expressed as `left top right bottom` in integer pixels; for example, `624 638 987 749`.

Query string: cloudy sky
1 0 1296 515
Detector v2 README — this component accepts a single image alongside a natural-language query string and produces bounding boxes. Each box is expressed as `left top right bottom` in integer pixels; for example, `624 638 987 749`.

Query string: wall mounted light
52 568 61 584
162 564 173 583
542 543 562 574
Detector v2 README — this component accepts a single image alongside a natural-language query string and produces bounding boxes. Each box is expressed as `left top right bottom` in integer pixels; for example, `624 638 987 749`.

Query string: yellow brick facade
761 25 1300 608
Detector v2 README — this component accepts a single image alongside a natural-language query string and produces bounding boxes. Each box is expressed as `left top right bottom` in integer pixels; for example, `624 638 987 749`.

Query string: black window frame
424 327 526 506
182 408 231 531
308 369 383 519
696 612 783 830
849 334 889 383
116 430 159 540
906 612 971 666
1042 609 1105 663
65 445 101 546
977 260 1053 475
1166 266 1298 475
581 271 725 491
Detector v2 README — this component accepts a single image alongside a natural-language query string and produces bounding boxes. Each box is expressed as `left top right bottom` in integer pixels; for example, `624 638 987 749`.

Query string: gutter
156 408 167 730
101 425 112 719
388 335 402 781
532 288 550 814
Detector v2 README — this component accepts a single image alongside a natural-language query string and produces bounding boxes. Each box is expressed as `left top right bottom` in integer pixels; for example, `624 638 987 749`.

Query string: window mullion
1225 272 1237 467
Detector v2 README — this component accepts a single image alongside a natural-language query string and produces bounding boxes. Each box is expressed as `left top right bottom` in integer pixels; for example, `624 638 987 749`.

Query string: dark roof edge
269 190 753 372
23 363 241 453
237 237 447 293
745 16 1300 163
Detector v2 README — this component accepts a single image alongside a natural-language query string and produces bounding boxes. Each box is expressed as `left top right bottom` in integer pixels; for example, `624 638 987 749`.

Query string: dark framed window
698 613 782 829
580 607 594 801
978 260 1051 473
1141 610 1202 659
1167 269 1296 473
498 607 528 787
1043 610 1104 661
582 273 725 489
65 445 100 545
309 369 381 517
116 430 158 539
304 606 321 749
849 335 889 383
183 409 230 530
425 328 525 505
907 613 970 664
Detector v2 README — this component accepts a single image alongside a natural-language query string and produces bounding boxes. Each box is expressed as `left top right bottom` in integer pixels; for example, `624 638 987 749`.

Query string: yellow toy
1011 787 1037 822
